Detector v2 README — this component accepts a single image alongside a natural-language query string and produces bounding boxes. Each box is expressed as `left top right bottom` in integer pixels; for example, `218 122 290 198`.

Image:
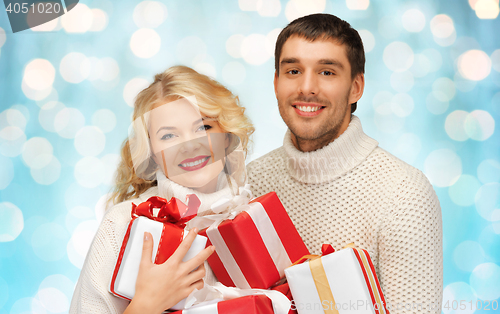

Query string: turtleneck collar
283 115 378 184
156 170 236 215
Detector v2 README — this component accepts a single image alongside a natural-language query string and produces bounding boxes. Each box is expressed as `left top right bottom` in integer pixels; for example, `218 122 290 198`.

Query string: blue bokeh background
1 0 500 313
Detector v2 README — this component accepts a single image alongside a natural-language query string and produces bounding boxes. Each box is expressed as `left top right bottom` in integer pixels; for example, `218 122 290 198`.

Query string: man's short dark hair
274 13 365 80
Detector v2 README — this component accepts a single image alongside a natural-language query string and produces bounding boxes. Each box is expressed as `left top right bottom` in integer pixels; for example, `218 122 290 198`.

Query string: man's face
274 35 364 151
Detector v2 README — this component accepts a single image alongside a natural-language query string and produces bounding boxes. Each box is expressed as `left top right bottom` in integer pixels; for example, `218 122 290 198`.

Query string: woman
70 66 254 314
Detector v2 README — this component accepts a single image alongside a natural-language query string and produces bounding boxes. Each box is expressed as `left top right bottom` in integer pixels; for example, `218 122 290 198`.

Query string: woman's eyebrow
156 126 176 134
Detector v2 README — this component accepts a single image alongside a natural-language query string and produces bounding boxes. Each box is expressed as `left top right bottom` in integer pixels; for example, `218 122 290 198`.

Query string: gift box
284 246 389 314
200 192 309 290
169 295 274 314
271 283 297 314
109 195 207 310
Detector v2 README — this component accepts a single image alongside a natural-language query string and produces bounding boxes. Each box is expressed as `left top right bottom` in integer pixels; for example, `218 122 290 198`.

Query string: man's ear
274 71 279 98
349 73 365 105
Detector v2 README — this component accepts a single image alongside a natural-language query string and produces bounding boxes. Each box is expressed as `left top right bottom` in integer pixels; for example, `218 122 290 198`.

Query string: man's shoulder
369 147 434 192
247 146 287 172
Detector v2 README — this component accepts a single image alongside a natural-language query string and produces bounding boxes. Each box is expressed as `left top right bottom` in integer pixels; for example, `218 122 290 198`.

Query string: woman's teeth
179 156 209 167
297 106 321 112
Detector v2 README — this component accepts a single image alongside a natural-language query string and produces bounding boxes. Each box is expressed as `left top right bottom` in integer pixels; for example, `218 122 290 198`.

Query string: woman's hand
124 228 215 314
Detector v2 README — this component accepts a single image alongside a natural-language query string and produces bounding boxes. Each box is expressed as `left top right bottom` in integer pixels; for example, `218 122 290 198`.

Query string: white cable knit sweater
69 174 229 314
247 116 443 313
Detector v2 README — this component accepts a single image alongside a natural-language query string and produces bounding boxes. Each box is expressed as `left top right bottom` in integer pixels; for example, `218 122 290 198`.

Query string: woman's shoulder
104 186 160 222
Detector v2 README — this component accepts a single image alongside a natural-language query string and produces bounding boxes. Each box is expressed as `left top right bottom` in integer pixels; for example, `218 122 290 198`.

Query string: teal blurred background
0 0 499 313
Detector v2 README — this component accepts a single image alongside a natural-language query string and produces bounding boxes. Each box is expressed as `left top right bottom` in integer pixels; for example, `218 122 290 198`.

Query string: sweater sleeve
378 167 443 314
69 206 131 314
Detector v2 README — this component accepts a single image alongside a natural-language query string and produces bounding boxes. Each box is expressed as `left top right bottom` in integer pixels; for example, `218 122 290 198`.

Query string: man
247 13 443 313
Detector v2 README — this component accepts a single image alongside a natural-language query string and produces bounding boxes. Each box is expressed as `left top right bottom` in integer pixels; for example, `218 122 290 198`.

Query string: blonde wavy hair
109 66 254 205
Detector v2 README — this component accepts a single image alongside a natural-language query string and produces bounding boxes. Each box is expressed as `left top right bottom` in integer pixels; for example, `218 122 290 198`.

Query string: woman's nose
179 136 203 154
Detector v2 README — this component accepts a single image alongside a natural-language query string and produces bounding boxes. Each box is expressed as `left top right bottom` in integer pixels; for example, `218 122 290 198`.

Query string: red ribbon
131 194 201 227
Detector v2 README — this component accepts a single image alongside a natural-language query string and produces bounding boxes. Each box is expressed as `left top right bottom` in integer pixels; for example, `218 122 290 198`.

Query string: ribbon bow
289 243 354 267
186 185 253 231
131 194 201 227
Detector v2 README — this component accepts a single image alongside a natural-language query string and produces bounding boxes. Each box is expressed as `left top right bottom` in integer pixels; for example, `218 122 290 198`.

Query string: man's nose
298 71 318 95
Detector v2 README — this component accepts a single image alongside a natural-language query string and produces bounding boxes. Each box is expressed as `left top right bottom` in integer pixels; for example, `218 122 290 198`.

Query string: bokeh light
475 182 500 221
430 14 456 46
0 27 6 48
448 175 481 207
426 93 449 115
130 28 161 59
226 34 245 59
23 59 56 91
133 1 168 28
61 3 93 33
474 0 500 19
123 77 150 107
0 126 26 157
391 93 414 117
222 61 246 85
89 9 108 32
445 110 469 141
390 71 414 93
0 155 14 189
424 149 462 187
74 126 106 157
54 107 85 139
477 159 500 184
442 282 477 314
464 110 495 141
453 241 486 272
30 155 61 185
346 0 370 10
458 50 492 81
74 156 105 188
241 34 272 66
469 263 500 300
383 41 414 72
39 101 65 133
358 30 375 53
91 109 116 133
31 222 69 262
401 9 426 33
67 220 99 269
22 137 53 169
285 0 326 22
0 202 24 242
432 77 456 102
60 52 91 84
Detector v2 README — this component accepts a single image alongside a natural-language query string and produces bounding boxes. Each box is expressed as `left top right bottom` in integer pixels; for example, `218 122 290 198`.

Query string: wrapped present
271 283 297 314
169 295 274 314
284 245 389 314
109 195 207 310
199 192 310 290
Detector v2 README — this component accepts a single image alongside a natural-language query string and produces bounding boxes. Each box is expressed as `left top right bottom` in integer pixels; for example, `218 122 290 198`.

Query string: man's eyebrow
318 59 344 69
280 57 300 66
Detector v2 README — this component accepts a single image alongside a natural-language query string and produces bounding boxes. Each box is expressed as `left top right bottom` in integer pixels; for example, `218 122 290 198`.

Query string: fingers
140 232 154 267
184 246 215 271
189 279 204 291
185 263 206 284
170 228 199 262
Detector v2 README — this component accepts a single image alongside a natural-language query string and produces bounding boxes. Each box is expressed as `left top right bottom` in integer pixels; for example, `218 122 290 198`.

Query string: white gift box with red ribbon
285 246 390 314
109 195 207 310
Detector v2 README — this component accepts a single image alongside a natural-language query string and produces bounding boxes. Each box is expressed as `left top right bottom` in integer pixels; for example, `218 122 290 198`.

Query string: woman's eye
197 124 213 132
161 133 175 140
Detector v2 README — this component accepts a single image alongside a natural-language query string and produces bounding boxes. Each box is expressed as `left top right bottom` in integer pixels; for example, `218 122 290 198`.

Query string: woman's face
149 98 228 193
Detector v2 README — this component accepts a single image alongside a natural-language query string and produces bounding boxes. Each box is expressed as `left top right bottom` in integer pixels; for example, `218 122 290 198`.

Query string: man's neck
291 115 352 153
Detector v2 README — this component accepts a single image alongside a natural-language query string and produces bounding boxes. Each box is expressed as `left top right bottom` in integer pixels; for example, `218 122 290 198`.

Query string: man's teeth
180 157 209 167
297 106 321 112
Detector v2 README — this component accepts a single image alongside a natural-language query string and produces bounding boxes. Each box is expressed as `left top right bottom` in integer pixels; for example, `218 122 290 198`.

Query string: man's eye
161 133 175 140
197 124 212 132
321 71 334 76
287 69 300 75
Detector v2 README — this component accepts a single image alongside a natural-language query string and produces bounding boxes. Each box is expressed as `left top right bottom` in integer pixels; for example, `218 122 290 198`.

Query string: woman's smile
178 155 211 171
